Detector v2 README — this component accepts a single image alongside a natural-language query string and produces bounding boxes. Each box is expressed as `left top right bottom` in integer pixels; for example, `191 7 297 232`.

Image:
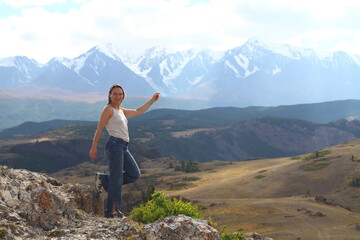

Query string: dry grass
164 140 360 240
52 139 360 240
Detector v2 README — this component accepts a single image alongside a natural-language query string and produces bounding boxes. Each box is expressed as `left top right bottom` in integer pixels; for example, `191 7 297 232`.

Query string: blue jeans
103 136 141 217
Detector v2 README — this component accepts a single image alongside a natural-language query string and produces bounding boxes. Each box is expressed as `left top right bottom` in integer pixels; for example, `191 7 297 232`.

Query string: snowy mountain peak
0 56 40 68
95 43 124 61
326 51 360 68
0 56 42 80
46 57 67 66
143 46 170 59
240 39 317 60
240 38 266 54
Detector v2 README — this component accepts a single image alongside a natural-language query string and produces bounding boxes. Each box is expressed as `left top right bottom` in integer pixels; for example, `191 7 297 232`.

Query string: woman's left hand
151 93 160 103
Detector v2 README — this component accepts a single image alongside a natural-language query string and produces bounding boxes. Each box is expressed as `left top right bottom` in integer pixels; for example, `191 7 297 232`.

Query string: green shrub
255 175 266 179
303 150 330 161
351 155 360 162
0 228 7 238
174 160 200 173
219 226 245 240
182 176 200 181
299 162 329 171
130 191 201 224
350 177 360 187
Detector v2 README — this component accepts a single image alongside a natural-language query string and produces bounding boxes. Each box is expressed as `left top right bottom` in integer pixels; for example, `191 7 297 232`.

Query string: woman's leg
105 146 124 217
123 149 141 185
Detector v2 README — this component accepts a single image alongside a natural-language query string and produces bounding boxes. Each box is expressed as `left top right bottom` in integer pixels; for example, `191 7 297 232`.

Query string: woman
89 84 160 218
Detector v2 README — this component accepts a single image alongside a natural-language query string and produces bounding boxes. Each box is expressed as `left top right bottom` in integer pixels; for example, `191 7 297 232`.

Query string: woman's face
109 87 124 105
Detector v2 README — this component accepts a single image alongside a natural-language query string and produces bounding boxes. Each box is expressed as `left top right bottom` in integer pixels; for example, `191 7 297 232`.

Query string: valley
50 139 360 240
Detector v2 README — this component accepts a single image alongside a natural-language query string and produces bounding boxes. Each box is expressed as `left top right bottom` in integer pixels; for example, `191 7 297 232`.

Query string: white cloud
0 0 359 63
1 0 66 7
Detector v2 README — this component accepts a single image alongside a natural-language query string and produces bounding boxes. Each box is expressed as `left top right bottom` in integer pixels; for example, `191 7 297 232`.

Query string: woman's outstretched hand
151 93 160 103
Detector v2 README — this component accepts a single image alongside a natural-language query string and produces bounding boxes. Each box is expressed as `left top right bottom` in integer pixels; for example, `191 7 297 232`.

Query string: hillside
165 139 360 240
141 117 356 162
50 138 360 240
2 115 360 173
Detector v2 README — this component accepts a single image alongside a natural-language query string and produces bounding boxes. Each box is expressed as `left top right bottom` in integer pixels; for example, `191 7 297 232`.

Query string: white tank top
105 106 129 142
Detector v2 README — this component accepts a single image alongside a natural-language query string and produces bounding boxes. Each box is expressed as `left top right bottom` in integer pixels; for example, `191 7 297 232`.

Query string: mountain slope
168 139 360 239
142 117 356 162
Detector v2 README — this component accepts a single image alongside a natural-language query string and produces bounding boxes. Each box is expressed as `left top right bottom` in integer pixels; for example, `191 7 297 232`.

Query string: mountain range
2 108 360 173
1 39 360 107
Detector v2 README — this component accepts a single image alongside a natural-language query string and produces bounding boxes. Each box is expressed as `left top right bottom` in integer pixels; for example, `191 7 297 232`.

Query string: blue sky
0 0 359 63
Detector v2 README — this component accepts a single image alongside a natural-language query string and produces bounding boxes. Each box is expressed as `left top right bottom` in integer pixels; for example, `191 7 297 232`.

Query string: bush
219 226 245 240
182 176 200 181
130 191 201 224
254 175 265 179
299 162 329 171
174 160 199 173
350 177 360 187
0 228 7 238
303 150 330 161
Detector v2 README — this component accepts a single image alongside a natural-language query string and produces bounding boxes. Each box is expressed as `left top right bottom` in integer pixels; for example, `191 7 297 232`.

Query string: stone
5 199 20 208
244 232 274 240
142 214 222 240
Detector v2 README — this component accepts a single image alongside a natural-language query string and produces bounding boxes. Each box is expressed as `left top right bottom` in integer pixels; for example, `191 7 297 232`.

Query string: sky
0 0 359 63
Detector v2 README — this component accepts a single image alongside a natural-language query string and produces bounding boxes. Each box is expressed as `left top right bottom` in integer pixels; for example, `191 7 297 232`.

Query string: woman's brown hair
108 84 126 104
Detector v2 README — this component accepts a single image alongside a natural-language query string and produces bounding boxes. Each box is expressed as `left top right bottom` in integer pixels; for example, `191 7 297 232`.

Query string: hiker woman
89 84 160 218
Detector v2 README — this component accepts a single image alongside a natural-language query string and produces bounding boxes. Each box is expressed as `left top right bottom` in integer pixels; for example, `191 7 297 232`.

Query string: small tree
141 186 155 202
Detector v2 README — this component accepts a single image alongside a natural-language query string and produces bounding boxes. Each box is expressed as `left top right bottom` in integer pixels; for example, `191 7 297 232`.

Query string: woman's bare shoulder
102 105 114 114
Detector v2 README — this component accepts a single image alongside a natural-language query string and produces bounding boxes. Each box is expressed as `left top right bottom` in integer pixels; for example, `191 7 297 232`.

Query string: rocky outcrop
0 165 222 239
0 165 274 239
0 165 79 231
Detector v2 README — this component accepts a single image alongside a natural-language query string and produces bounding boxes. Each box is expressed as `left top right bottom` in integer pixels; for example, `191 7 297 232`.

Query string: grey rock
5 199 20 208
244 232 274 240
142 214 221 240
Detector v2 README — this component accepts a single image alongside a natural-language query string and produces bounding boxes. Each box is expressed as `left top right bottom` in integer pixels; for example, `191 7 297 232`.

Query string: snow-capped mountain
181 39 360 106
64 45 154 95
0 56 42 88
133 46 216 95
29 58 92 92
1 39 360 107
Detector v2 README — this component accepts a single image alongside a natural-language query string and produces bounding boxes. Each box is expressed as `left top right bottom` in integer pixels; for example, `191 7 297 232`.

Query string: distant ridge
2 98 360 131
0 96 208 130
0 119 96 140
132 99 360 126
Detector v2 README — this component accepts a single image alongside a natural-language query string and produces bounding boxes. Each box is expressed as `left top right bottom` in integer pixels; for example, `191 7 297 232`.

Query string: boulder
142 214 221 240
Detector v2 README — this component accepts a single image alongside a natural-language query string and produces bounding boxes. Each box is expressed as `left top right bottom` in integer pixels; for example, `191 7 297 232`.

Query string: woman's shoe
111 211 124 218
